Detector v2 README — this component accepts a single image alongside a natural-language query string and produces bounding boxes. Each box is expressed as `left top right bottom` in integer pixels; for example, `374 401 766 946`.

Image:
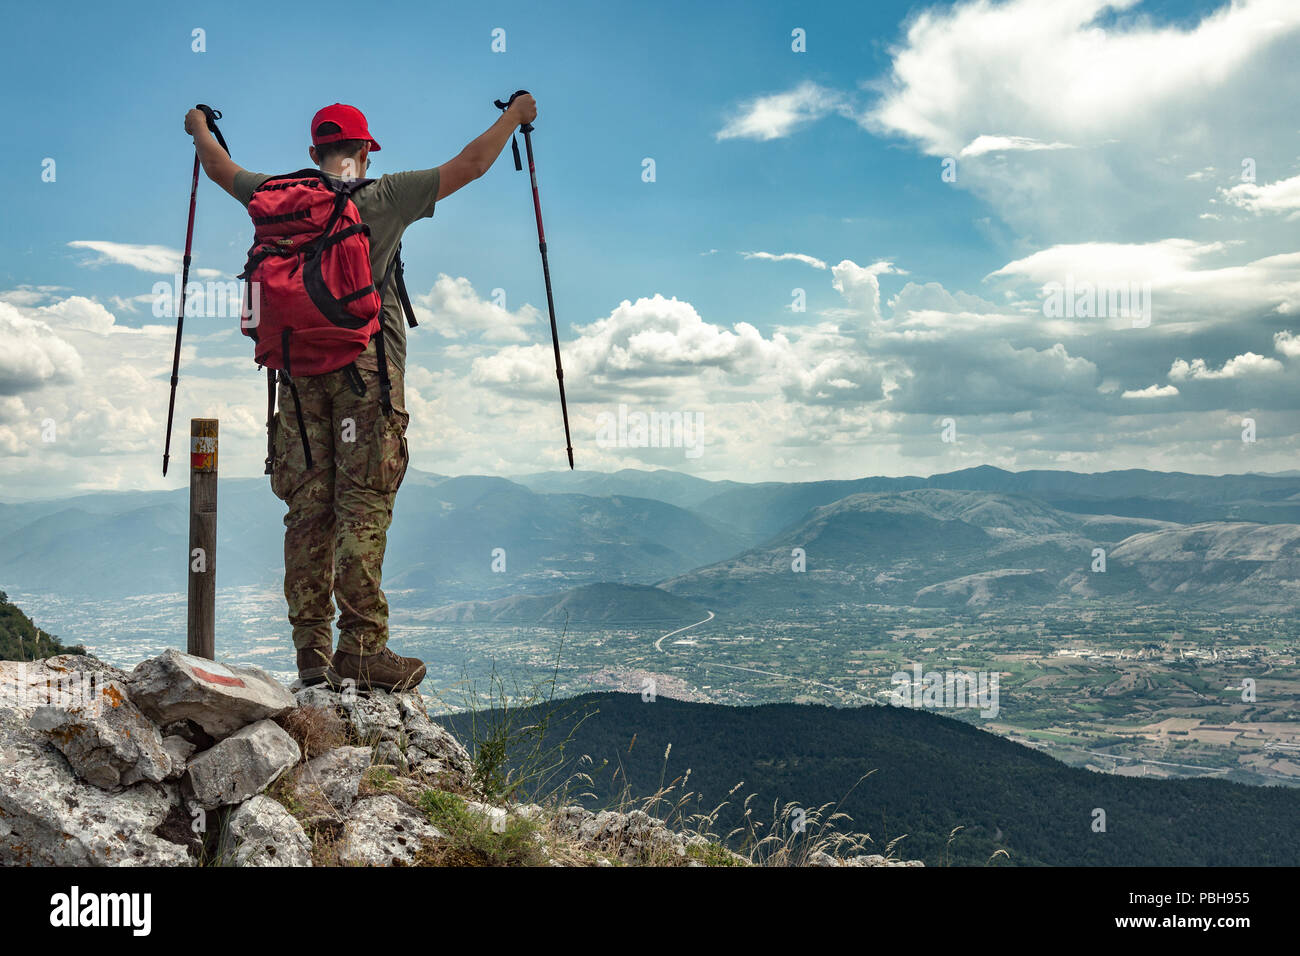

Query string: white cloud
862 0 1300 238
36 296 118 335
716 81 854 142
990 240 1300 324
474 294 787 393
1220 173 1300 216
869 0 1300 157
69 240 224 279
831 259 903 323
0 302 84 396
741 251 828 270
959 135 1074 157
1168 352 1284 380
1275 330 1300 357
0 286 66 307
413 274 539 342
991 239 1227 286
1122 384 1179 399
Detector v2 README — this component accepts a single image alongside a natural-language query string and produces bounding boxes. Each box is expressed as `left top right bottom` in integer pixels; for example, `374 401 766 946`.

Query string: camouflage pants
268 340 409 656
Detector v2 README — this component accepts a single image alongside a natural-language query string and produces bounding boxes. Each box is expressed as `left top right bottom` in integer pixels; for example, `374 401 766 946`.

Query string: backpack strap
342 363 367 397
393 248 418 328
372 327 392 418
370 245 416 418
281 330 315 469
264 367 277 476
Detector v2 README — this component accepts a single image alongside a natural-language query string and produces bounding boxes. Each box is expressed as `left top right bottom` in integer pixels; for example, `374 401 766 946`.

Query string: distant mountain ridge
421 582 706 625
661 488 1300 612
518 464 1300 540
3 466 1298 612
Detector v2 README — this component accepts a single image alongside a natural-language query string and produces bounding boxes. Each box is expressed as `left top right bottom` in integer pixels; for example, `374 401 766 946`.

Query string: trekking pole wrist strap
195 103 230 157
492 89 531 170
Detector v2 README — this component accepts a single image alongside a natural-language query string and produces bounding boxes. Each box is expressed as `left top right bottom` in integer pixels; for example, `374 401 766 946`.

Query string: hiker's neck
319 155 365 178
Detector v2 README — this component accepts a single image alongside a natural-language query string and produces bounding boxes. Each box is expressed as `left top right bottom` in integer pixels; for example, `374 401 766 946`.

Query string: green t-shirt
233 167 439 372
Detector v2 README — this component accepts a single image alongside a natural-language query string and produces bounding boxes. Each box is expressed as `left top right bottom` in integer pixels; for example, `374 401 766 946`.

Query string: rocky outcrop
808 850 924 867
185 719 301 809
291 683 473 793
0 650 923 868
129 649 296 738
161 735 196 779
29 679 171 789
217 794 312 867
339 794 443 867
551 805 732 864
0 657 189 866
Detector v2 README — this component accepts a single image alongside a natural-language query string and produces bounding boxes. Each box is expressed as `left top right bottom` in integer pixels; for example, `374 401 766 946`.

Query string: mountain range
2 465 1298 616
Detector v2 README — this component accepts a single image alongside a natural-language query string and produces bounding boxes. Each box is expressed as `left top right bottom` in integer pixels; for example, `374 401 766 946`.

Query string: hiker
183 96 538 692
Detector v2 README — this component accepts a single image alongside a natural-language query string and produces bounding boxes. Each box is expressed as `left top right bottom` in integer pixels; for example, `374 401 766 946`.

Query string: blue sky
2 0 1299 496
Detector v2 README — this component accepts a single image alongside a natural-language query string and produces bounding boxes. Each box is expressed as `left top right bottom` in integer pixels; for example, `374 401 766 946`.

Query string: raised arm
436 93 538 201
184 107 245 200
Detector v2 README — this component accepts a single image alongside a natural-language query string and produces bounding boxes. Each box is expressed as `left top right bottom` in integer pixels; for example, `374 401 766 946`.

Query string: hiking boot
297 646 342 688
331 647 426 692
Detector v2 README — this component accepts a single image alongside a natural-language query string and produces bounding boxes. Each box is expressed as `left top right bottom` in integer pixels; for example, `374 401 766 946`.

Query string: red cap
310 103 381 151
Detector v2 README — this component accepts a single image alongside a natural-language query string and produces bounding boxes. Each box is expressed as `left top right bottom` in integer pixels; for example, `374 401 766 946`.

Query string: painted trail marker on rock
188 418 218 659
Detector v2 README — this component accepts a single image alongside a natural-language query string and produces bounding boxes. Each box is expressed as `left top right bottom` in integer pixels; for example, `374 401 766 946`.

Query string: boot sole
332 669 426 693
299 666 345 689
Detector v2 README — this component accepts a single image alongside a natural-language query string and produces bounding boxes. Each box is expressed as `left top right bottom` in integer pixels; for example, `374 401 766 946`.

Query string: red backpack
238 168 417 473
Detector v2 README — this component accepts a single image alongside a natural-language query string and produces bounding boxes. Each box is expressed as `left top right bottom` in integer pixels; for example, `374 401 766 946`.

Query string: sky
2 0 1299 498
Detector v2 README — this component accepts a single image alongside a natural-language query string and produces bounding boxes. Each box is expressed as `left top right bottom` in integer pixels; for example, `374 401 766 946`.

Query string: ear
309 145 320 166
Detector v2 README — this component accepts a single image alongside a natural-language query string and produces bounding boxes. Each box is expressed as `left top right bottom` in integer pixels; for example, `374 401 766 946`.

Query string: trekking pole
163 104 229 477
494 90 574 470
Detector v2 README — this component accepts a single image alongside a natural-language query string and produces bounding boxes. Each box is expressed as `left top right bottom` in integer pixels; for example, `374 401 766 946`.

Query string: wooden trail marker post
188 418 218 659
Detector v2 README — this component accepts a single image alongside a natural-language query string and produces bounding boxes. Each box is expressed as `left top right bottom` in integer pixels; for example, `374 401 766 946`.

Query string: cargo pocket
367 407 410 494
269 413 292 501
270 406 315 502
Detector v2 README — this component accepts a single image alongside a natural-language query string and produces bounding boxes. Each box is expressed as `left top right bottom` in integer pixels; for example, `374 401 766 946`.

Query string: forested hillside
447 692 1300 867
0 591 82 661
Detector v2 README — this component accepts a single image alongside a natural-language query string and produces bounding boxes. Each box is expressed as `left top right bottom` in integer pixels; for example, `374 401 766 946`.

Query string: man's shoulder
232 170 272 207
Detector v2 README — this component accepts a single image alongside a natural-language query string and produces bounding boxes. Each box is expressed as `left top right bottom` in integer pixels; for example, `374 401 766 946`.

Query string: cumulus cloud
473 294 788 396
869 0 1300 155
1220 173 1300 217
413 274 539 342
36 296 118 335
1275 330 1300 357
885 339 1100 415
0 303 84 396
831 259 903 323
861 0 1300 239
1168 352 1284 380
1123 384 1179 399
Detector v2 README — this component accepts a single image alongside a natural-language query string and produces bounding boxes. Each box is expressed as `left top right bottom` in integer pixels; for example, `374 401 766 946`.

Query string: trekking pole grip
493 90 532 170
195 103 230 157
492 89 534 131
